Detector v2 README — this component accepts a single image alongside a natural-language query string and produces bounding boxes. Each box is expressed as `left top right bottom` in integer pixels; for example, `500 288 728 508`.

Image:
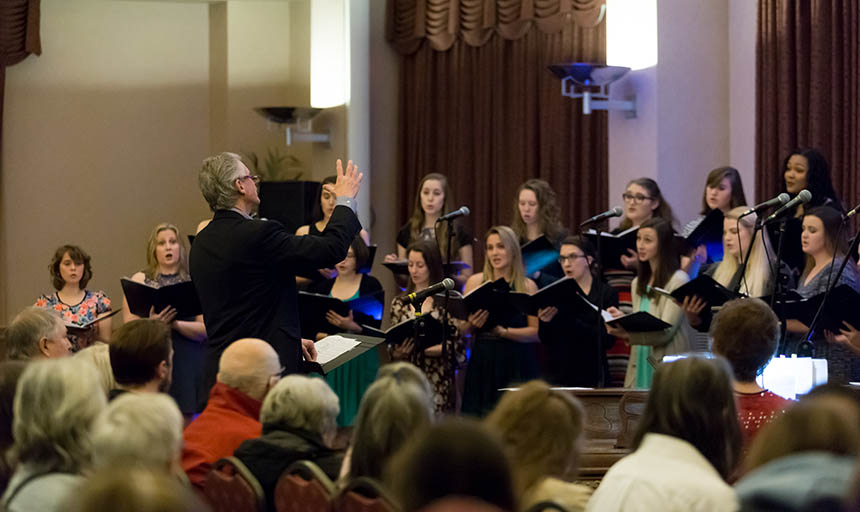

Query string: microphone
579 206 624 227
436 206 470 223
764 189 812 223
845 202 860 219
404 278 456 305
739 193 791 217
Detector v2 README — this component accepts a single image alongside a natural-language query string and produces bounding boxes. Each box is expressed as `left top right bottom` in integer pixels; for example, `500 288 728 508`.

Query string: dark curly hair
49 245 93 291
780 148 842 211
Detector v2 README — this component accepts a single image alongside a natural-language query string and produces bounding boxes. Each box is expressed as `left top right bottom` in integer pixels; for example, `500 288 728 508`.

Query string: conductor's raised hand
328 159 363 199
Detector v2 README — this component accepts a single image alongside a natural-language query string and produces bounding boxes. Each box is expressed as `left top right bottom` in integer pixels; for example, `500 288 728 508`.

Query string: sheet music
315 335 361 365
581 294 617 323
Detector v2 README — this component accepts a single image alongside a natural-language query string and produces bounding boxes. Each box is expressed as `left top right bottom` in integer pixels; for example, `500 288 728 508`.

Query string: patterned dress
143 273 206 415
389 296 465 415
34 290 111 351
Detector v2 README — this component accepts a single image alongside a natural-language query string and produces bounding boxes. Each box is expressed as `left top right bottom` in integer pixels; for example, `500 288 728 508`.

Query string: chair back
333 477 398 512
203 456 265 512
275 460 336 512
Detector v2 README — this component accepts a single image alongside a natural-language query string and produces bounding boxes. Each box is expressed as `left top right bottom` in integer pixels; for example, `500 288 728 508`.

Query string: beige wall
0 0 321 324
1 0 211 323
608 0 755 227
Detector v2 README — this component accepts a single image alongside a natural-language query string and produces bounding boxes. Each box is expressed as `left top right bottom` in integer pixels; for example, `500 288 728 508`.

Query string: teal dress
634 294 654 388
317 280 382 427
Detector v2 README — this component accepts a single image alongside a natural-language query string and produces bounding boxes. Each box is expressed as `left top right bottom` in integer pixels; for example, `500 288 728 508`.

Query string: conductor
190 152 363 405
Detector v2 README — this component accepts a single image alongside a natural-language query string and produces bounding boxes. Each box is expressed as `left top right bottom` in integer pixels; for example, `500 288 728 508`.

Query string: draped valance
0 0 41 66
386 0 606 54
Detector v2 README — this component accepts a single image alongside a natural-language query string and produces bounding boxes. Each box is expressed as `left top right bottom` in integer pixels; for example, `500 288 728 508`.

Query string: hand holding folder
120 278 202 318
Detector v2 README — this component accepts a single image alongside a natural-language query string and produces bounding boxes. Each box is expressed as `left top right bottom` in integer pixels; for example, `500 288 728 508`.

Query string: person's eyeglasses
238 175 261 185
622 193 652 203
558 254 588 263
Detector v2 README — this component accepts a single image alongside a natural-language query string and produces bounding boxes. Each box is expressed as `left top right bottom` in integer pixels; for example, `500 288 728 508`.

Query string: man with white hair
190 153 363 408
90 393 184 473
5 307 72 361
234 375 343 511
181 338 281 491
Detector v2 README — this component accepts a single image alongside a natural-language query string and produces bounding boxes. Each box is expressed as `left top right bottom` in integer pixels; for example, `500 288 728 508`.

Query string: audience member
375 361 434 399
90 393 184 474
5 307 72 361
345 371 434 481
67 466 210 512
0 361 27 493
182 338 281 492
586 356 741 511
34 244 112 350
73 343 116 395
108 319 173 400
736 391 860 511
711 298 791 450
387 418 517 512
485 380 591 512
233 375 343 512
1 358 106 512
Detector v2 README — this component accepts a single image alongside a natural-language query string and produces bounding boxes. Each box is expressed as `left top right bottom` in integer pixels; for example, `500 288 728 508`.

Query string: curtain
1 0 41 151
756 0 860 207
389 0 608 259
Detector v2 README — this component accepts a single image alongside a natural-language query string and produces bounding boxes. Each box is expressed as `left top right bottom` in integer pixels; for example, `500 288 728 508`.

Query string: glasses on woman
622 192 652 203
558 254 588 263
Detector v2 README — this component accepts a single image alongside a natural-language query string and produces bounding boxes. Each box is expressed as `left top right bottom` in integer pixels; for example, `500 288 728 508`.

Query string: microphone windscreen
442 278 456 290
798 189 812 203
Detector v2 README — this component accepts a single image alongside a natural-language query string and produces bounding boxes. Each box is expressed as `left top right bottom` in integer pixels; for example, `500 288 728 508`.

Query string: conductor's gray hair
198 152 244 211
11 358 106 472
6 307 63 361
90 393 184 471
260 375 339 438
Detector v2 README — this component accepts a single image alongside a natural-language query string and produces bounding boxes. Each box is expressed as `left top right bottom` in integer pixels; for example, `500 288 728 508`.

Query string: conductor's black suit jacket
189 206 361 404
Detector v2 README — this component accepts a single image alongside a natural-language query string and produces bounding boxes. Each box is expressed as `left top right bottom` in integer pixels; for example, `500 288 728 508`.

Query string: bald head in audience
216 338 282 401
6 307 72 361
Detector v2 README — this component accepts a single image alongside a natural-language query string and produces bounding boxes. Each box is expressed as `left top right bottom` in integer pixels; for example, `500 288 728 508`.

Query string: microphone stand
767 216 791 355
734 215 762 295
435 218 458 380
581 219 607 388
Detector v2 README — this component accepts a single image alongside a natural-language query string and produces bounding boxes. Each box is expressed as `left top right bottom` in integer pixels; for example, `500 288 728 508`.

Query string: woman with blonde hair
462 226 539 416
681 206 777 332
486 380 591 511
122 223 207 416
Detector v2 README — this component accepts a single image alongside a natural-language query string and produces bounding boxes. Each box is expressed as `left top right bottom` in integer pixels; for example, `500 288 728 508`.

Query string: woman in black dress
461 226 538 416
537 236 619 387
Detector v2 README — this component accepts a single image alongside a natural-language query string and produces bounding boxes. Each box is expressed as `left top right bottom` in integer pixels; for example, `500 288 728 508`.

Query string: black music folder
666 275 742 308
433 278 516 327
681 209 725 262
584 226 638 269
507 277 586 316
361 315 445 349
298 290 384 339
783 285 860 332
64 308 123 335
120 278 202 318
606 311 672 332
521 236 560 275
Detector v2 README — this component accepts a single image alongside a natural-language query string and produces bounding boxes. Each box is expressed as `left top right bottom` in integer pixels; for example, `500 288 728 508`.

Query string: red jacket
181 381 262 491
